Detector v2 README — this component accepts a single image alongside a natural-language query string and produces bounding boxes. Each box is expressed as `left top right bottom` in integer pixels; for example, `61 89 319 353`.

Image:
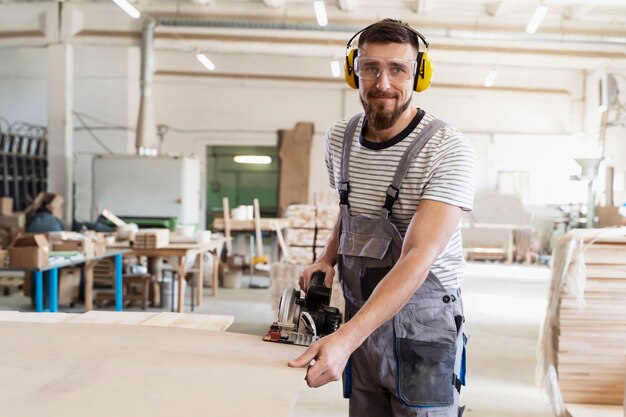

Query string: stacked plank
553 231 626 408
284 205 317 264
134 228 170 249
284 204 339 264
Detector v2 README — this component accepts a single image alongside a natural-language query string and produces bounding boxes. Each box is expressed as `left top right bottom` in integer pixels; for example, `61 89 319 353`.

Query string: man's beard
360 91 411 131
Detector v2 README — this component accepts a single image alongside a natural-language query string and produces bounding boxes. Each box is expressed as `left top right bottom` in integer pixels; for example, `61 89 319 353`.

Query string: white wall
1 34 626 225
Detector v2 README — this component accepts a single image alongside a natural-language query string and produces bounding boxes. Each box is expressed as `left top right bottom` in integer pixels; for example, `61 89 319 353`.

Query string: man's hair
357 19 420 52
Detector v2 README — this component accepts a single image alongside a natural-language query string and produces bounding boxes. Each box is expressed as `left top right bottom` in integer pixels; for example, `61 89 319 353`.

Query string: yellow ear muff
414 51 433 92
344 48 359 89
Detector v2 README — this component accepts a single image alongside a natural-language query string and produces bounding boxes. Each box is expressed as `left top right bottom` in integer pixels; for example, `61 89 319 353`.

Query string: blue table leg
48 268 59 313
35 271 43 312
115 254 123 311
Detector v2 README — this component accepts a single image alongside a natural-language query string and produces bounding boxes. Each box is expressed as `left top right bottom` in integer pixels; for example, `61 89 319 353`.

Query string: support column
47 43 74 227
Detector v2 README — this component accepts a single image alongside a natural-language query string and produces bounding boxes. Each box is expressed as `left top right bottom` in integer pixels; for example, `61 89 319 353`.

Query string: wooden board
550 231 626 406
0 311 234 332
0 322 306 417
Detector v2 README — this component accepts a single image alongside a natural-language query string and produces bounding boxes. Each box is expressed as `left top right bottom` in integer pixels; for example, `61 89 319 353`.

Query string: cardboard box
0 197 13 216
53 239 95 258
0 249 7 267
58 267 81 306
0 212 25 229
9 234 50 269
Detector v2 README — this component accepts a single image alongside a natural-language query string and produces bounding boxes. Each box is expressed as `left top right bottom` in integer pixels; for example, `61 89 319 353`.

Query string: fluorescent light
525 4 548 34
484 69 498 87
313 1 328 27
330 60 341 77
233 155 272 165
196 53 215 71
112 0 140 19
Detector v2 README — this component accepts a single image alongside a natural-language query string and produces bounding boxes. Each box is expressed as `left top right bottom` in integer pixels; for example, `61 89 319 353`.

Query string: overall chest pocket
339 231 393 300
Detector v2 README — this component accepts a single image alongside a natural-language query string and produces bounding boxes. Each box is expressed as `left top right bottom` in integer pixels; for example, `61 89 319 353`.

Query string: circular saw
264 271 341 346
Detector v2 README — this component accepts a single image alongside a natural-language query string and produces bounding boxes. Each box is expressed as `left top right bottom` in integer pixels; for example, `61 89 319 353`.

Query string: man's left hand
287 332 353 388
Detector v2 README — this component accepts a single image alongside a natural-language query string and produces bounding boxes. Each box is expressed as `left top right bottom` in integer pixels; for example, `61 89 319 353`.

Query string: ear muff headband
343 23 433 93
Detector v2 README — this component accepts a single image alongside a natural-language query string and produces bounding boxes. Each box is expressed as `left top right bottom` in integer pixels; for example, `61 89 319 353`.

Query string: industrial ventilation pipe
135 19 158 155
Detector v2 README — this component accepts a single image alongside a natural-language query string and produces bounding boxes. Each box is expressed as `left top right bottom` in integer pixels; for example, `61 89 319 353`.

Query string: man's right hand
299 260 335 290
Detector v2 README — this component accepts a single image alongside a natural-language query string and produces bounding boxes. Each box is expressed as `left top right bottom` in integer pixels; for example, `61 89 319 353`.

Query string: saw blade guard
277 286 301 330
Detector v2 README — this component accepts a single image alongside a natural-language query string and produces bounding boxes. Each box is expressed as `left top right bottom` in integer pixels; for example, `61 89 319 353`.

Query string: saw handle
305 271 331 311
309 271 326 288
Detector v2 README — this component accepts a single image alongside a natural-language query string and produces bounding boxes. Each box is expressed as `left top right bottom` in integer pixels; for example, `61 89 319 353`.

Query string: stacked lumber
551 231 626 409
284 205 316 264
135 228 170 249
284 204 339 264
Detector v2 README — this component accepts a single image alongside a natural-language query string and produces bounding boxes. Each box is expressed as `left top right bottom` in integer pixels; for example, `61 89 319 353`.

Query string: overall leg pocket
393 304 457 407
396 338 456 407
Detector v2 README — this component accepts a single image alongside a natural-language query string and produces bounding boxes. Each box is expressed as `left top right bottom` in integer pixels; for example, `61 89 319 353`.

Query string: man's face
357 42 418 131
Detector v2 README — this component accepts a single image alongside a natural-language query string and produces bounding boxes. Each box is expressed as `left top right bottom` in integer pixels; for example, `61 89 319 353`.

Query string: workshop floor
205 263 556 417
0 262 555 416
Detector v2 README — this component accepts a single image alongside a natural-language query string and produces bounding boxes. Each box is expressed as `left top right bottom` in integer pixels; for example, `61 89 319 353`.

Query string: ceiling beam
338 0 358 12
262 0 284 8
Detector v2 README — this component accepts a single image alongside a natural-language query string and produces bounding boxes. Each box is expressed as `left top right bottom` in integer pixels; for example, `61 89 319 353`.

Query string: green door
206 145 278 227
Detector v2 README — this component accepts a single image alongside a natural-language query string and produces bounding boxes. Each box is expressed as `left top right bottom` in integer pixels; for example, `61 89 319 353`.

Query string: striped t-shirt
325 109 475 289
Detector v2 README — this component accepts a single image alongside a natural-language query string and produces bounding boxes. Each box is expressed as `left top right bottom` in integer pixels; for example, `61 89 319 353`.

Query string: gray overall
337 114 467 417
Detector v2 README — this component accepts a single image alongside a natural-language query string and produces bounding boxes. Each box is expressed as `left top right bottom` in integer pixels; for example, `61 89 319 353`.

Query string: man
288 19 475 417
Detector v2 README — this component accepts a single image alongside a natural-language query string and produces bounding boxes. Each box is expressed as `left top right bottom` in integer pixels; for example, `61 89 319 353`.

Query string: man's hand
287 331 353 388
299 260 335 290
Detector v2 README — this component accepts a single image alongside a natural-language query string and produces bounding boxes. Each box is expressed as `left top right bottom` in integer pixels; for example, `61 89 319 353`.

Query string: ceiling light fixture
330 60 341 77
484 68 498 87
313 1 328 27
196 53 215 71
526 4 548 34
112 0 140 19
234 155 272 165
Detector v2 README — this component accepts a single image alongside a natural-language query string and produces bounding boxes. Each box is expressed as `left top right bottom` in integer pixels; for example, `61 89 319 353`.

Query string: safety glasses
354 57 418 82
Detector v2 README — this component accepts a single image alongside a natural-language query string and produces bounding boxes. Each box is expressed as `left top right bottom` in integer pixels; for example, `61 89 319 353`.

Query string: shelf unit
0 132 48 211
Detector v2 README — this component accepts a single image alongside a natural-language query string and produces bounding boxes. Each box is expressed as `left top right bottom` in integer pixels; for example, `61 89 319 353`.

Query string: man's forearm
334 200 462 352
335 246 434 350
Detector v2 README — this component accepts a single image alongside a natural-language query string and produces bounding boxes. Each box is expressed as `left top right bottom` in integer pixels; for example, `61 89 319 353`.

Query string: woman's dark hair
358 19 420 51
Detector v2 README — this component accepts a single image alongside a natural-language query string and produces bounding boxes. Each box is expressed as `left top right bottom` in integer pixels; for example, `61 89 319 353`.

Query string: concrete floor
0 262 556 416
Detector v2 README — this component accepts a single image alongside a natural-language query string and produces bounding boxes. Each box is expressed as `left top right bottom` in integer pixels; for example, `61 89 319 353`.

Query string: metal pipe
156 18 626 46
136 19 158 154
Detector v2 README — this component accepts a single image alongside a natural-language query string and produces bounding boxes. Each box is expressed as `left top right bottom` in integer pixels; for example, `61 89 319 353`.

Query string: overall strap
381 118 446 219
338 113 363 207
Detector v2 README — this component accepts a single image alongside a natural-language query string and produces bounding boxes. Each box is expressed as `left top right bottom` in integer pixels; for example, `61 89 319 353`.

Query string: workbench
0 249 128 313
109 238 226 313
0 312 306 417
